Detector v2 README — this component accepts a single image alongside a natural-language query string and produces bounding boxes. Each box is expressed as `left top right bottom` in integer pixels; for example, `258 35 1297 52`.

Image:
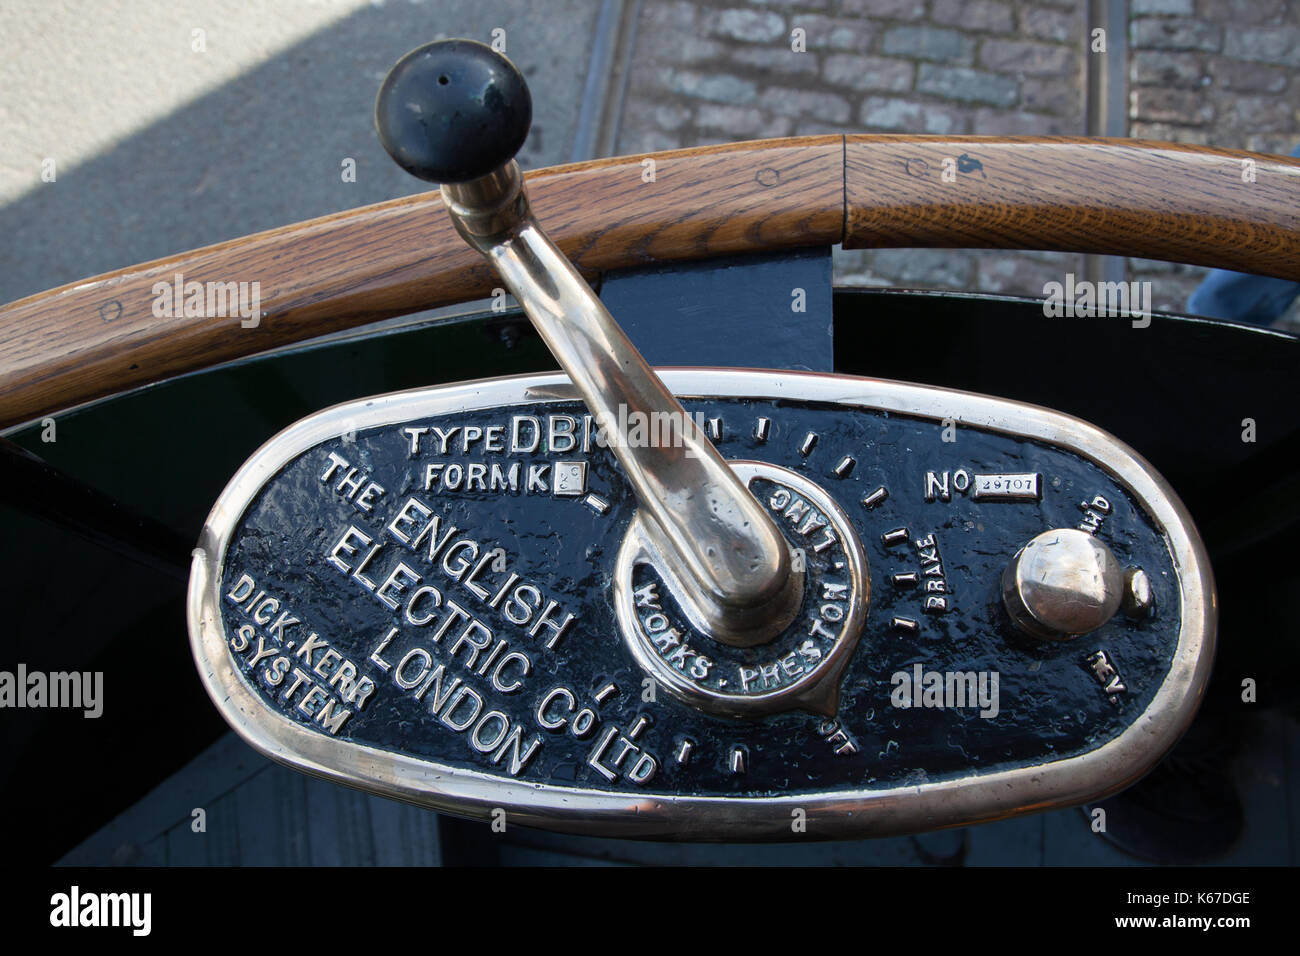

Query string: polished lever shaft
376 40 798 644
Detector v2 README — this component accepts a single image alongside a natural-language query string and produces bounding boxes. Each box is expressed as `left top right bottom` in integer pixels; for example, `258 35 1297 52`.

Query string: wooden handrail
0 138 842 429
2 134 1298 428
844 136 1300 274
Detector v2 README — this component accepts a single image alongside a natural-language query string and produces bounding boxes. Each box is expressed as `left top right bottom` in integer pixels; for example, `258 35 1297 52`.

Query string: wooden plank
58 731 264 866
164 793 242 866
369 797 444 867
233 759 312 866
306 782 376 866
846 135 1300 279
59 731 450 866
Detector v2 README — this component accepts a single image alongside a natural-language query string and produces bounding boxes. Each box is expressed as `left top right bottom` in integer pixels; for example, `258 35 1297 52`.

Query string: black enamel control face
189 371 1213 838
209 390 1183 804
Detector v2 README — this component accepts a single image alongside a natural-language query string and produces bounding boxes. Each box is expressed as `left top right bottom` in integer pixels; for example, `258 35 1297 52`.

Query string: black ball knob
376 39 532 184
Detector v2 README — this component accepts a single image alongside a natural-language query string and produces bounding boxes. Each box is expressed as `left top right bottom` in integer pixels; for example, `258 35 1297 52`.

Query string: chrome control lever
375 40 799 646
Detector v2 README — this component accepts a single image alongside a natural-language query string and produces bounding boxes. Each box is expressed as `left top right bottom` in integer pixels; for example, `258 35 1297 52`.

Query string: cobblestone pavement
613 0 1300 328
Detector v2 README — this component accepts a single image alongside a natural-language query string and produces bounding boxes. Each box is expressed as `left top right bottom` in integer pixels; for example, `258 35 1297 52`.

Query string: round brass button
1002 529 1123 641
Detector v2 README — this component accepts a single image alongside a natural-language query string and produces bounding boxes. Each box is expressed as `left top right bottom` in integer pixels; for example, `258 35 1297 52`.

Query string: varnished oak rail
2 135 1299 428
0 138 844 429
845 136 1300 275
